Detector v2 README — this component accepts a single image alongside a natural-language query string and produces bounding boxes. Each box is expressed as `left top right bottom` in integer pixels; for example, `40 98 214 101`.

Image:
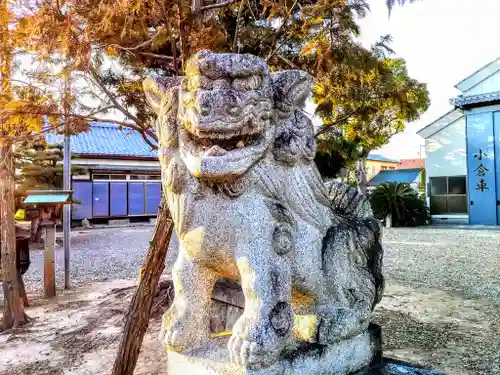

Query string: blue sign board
466 112 497 225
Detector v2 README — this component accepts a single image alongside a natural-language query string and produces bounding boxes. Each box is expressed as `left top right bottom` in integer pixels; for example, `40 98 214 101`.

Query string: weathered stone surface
144 50 384 372
168 325 381 375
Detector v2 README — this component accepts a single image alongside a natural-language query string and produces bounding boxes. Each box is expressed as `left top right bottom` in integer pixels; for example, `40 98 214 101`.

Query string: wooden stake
18 273 29 307
43 225 56 298
111 199 173 375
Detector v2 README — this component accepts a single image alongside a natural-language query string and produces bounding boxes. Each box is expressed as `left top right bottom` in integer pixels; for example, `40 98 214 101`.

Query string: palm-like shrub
370 182 429 227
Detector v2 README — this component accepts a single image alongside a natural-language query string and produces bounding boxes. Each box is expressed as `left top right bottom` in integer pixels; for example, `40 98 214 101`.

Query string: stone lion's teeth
236 140 245 148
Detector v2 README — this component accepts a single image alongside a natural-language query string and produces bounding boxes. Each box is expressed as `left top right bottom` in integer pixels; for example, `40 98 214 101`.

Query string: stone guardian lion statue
144 50 384 372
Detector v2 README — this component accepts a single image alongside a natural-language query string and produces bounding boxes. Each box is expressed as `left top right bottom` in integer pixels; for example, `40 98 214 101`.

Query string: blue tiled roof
367 153 399 163
368 168 422 186
451 91 500 108
45 123 158 158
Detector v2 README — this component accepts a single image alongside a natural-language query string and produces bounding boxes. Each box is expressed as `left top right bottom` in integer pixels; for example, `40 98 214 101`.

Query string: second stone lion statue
144 50 384 371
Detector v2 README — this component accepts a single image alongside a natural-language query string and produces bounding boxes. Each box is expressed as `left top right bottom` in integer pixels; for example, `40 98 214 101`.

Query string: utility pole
63 65 71 290
62 12 73 290
63 126 71 289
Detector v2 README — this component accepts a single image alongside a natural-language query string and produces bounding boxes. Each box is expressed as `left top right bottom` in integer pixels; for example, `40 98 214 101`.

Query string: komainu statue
144 50 384 374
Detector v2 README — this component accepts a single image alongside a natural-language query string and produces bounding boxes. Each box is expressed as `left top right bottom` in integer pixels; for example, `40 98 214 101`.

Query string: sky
357 0 500 160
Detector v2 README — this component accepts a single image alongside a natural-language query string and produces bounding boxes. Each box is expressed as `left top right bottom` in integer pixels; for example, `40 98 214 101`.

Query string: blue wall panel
110 183 128 216
466 112 497 225
92 182 110 217
128 182 145 215
145 183 161 215
494 112 500 225
72 181 93 220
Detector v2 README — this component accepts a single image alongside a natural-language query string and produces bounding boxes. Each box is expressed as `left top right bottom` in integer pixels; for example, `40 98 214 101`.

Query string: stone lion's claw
240 340 251 367
228 334 273 370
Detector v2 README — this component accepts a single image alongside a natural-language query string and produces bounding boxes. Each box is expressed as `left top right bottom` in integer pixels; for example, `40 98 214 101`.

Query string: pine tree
14 138 84 240
15 139 84 195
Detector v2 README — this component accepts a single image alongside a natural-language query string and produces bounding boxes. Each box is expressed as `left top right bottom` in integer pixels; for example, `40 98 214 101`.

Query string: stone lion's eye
232 75 262 91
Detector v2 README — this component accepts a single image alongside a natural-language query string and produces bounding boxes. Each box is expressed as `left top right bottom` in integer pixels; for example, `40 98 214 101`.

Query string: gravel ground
4 226 500 374
378 227 500 374
383 227 500 300
16 226 500 302
20 227 155 297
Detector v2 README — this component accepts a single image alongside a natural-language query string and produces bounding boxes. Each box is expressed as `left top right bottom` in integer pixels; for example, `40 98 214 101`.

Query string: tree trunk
355 157 368 195
0 140 29 331
111 198 173 375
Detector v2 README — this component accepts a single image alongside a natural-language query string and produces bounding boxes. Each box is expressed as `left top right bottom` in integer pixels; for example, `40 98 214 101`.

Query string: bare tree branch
265 0 299 61
314 107 365 137
200 0 241 11
232 0 245 52
87 65 141 125
139 52 174 60
107 28 164 52
86 105 116 117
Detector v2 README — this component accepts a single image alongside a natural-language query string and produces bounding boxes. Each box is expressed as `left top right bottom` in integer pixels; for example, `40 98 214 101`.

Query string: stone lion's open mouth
179 117 274 180
188 131 264 157
184 119 265 157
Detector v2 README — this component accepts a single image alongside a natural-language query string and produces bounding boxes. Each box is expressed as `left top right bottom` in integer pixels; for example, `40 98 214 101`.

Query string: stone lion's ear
143 77 182 114
271 70 313 108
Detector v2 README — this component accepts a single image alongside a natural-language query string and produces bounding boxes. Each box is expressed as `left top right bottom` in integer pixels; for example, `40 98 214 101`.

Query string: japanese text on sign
474 149 490 192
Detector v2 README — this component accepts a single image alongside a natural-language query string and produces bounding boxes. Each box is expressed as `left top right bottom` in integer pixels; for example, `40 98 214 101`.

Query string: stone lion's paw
160 312 209 352
228 334 270 369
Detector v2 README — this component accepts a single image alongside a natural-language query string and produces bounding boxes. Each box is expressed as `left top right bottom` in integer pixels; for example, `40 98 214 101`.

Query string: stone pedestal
167 325 382 375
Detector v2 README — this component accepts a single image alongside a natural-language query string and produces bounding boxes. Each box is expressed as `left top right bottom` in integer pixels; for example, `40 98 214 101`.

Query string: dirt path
373 283 500 375
0 280 167 375
1 279 499 375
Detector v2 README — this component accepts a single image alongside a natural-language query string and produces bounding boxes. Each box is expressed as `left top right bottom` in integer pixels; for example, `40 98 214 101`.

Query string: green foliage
314 134 362 178
315 57 430 173
370 182 429 227
14 137 85 207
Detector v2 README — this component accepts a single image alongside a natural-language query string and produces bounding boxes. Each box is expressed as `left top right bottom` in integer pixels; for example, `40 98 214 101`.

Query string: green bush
369 182 429 227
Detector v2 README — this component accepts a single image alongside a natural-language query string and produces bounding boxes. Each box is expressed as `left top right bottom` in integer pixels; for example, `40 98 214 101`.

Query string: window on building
129 174 161 181
92 174 109 180
372 166 376 175
429 176 467 215
92 174 127 180
381 166 387 171
109 174 127 180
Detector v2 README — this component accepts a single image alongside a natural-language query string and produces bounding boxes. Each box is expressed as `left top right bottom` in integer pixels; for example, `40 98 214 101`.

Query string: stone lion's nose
197 89 243 119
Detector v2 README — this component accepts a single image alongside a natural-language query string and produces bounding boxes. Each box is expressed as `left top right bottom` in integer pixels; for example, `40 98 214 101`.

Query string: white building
418 57 500 225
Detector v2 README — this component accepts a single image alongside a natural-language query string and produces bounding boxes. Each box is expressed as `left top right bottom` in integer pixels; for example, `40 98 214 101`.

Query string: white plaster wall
464 69 500 96
73 158 160 168
425 116 467 177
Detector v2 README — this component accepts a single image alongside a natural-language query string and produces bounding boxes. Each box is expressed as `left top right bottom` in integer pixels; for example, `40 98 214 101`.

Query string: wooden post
43 225 56 298
111 200 173 375
18 273 29 307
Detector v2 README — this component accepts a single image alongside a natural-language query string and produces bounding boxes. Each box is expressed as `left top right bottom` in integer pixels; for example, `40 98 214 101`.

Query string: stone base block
358 359 447 374
167 325 381 375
